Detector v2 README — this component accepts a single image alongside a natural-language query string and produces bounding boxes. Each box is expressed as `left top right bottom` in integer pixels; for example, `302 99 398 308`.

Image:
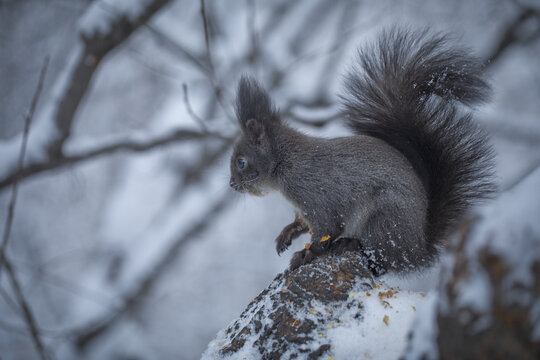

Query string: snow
326 284 427 359
465 166 540 337
202 277 431 360
443 166 540 323
468 167 540 289
454 266 492 314
401 292 439 360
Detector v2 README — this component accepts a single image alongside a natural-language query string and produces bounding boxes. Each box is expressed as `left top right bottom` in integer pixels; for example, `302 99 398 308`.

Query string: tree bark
204 252 373 359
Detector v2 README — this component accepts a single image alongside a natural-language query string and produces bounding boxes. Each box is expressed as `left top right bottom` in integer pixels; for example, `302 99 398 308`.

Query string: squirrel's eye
237 158 246 169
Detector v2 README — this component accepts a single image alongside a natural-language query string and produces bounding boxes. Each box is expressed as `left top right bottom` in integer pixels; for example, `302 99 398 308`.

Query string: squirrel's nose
229 178 235 188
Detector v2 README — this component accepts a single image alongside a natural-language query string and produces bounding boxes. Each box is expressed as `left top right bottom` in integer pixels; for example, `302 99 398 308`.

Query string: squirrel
229 28 496 275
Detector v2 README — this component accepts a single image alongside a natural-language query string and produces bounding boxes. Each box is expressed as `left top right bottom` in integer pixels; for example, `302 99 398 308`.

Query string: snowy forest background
1 0 539 359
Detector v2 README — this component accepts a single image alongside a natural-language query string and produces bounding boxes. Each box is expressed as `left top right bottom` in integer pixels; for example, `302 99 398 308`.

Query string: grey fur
229 28 496 274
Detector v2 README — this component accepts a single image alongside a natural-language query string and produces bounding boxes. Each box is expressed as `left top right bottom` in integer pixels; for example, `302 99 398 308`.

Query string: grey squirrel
229 28 496 274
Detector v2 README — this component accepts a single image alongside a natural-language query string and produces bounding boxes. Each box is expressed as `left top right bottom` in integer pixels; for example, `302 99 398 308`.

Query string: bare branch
71 191 234 351
0 318 35 337
0 0 174 199
145 24 211 75
259 1 300 40
502 158 540 192
3 256 50 360
200 0 213 66
486 4 540 66
313 1 361 98
288 0 336 56
14 260 119 309
179 141 233 188
52 0 171 156
0 57 51 359
198 0 236 122
47 0 172 158
484 120 540 145
0 57 49 272
182 83 208 132
246 0 260 65
0 282 21 315
268 5 385 93
0 129 232 191
143 25 230 127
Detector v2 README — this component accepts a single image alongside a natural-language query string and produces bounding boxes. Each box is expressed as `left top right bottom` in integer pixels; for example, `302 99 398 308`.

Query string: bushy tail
341 27 496 246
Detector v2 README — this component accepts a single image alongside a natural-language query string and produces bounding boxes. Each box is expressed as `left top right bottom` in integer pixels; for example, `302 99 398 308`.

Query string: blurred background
0 0 539 359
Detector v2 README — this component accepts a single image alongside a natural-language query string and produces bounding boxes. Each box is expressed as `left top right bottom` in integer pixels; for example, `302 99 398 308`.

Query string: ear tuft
245 118 264 145
236 76 278 132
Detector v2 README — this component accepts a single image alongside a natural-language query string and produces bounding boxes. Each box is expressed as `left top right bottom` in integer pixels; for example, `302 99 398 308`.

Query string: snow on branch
0 129 232 191
0 0 171 190
50 0 172 157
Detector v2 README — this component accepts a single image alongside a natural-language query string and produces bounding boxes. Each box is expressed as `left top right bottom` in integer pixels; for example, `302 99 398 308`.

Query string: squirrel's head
229 76 280 196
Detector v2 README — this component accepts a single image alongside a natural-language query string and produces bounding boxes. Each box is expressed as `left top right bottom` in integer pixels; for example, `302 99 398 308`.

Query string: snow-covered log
203 252 428 359
205 169 540 360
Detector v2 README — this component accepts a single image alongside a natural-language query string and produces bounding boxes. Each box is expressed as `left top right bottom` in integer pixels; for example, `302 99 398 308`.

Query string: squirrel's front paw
275 222 306 255
275 232 292 255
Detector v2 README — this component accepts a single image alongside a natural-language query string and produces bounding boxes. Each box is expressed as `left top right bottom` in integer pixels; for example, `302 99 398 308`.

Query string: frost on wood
203 252 427 359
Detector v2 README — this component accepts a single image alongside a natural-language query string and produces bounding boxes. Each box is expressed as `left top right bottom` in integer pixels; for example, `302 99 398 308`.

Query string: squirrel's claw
275 232 292 255
289 248 315 270
275 222 307 255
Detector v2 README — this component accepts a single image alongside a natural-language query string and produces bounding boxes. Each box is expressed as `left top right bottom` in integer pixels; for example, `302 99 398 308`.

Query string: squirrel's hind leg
288 229 340 270
275 212 309 255
289 247 317 270
330 237 387 276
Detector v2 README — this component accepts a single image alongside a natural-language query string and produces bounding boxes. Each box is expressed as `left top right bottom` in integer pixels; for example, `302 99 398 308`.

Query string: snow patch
401 292 439 360
327 284 426 360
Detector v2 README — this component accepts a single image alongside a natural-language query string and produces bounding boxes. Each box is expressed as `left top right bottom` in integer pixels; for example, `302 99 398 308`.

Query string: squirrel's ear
245 118 269 149
236 75 279 131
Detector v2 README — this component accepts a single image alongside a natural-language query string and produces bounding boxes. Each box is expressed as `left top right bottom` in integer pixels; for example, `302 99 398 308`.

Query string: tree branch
205 252 374 359
145 24 211 75
183 83 208 132
200 0 213 65
0 129 232 191
0 0 174 195
0 57 51 359
3 256 50 360
46 0 172 158
486 3 540 66
0 57 49 271
198 0 235 122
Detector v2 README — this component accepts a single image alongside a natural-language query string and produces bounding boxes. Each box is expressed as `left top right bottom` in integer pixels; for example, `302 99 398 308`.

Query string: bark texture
208 252 373 359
